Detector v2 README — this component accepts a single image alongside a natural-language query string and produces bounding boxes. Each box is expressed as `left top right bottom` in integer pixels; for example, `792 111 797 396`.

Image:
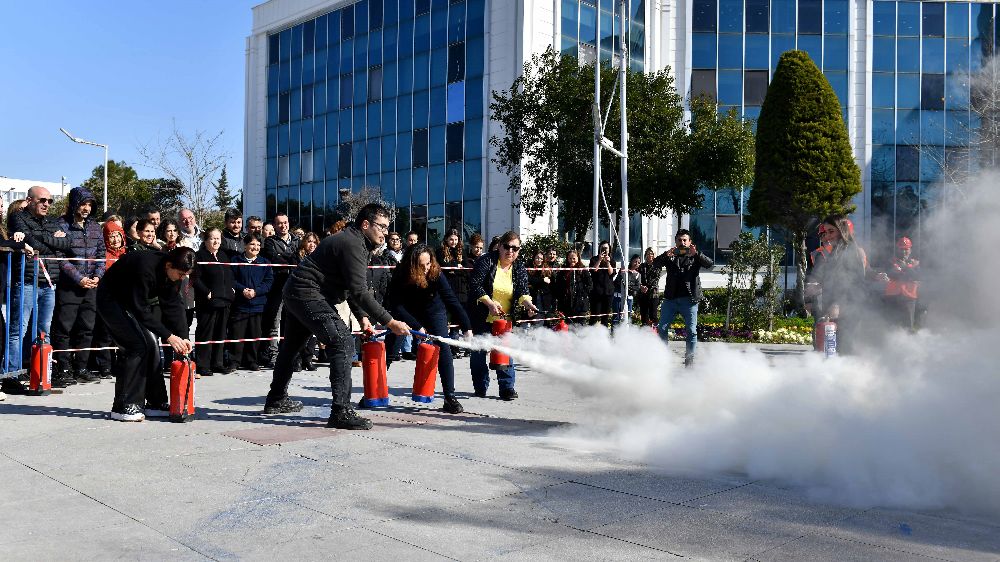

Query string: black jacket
221 229 245 256
436 246 469 305
9 209 71 283
192 247 235 308
588 256 617 296
637 261 662 298
96 251 188 340
466 251 531 331
386 270 471 333
368 253 392 306
262 233 299 293
289 226 393 325
555 267 592 315
527 268 555 312
652 248 714 300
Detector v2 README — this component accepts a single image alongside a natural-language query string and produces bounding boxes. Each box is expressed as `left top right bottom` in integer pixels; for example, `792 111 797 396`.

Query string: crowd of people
0 185 920 421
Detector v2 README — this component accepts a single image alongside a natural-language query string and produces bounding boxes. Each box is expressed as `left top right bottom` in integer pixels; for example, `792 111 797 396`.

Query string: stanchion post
3 253 9 376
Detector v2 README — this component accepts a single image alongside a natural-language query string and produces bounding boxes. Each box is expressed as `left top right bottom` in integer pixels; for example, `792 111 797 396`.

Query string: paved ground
1 342 997 561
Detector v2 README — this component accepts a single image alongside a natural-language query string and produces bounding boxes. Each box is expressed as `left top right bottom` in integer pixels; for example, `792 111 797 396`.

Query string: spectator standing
652 229 714 366
0 221 31 396
128 219 160 252
527 251 555 313
246 216 264 236
292 232 322 372
384 232 403 263
177 208 202 251
220 208 245 256
614 255 641 325
467 231 538 400
260 213 299 367
636 248 661 326
554 250 592 324
229 234 273 370
6 186 70 378
384 244 472 413
467 234 485 264
545 247 561 268
884 236 920 331
406 231 420 248
158 220 180 250
143 206 165 248
91 220 127 379
436 229 469 352
51 186 106 386
97 248 194 421
262 224 275 238
192 228 235 376
589 241 617 326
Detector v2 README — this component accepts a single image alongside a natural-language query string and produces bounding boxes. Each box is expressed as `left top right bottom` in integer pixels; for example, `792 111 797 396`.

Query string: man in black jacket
588 241 617 327
260 213 298 367
220 208 245 256
652 229 714 366
5 186 70 385
263 204 410 429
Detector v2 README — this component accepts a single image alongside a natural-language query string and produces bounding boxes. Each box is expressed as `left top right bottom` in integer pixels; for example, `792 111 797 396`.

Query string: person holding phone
652 229 714 366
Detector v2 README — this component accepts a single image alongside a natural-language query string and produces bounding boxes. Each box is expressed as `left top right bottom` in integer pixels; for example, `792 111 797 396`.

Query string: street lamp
59 128 108 212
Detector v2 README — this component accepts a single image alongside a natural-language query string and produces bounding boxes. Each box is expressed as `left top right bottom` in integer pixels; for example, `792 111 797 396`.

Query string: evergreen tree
212 165 237 211
747 50 862 312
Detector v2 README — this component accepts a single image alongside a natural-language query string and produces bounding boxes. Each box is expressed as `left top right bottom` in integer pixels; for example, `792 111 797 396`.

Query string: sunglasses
503 244 521 252
35 198 54 205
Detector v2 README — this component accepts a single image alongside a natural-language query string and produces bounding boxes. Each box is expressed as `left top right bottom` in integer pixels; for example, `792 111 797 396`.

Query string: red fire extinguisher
412 342 440 403
489 318 513 372
553 313 569 333
360 339 389 408
28 332 52 396
169 355 196 422
813 317 838 357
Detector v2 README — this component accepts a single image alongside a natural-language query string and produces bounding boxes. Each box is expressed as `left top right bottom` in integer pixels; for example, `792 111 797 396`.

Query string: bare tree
971 55 1000 170
138 121 229 219
335 185 395 224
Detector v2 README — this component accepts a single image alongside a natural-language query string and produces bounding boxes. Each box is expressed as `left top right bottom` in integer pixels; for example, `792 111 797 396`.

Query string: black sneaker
262 398 304 414
51 373 78 388
302 358 317 371
98 369 114 380
326 408 373 430
499 389 519 401
244 363 261 372
1 377 29 395
214 364 237 375
74 370 100 384
401 351 417 361
442 396 464 414
110 404 145 422
473 389 487 398
144 402 171 418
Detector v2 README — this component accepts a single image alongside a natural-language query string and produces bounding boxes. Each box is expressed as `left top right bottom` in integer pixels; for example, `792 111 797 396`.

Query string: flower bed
662 322 813 345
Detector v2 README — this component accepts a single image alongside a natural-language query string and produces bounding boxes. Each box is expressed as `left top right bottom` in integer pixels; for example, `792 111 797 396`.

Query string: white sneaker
144 402 170 418
110 404 145 422
0 391 6 401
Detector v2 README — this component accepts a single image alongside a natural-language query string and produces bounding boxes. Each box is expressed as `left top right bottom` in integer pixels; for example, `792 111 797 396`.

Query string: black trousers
266 291 353 409
97 293 166 409
637 293 659 325
51 284 98 373
228 311 262 367
589 295 613 326
386 311 456 396
195 305 230 373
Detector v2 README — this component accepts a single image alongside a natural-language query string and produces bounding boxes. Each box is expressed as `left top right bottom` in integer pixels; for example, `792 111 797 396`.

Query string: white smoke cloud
489 173 1000 515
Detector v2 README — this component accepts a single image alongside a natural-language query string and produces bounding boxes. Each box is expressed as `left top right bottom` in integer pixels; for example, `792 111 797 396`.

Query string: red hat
896 236 912 250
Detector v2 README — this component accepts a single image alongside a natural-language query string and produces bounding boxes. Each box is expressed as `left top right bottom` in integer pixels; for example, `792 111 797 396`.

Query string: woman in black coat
527 250 554 313
466 231 538 400
435 229 469 354
385 244 472 414
554 250 592 324
191 228 235 376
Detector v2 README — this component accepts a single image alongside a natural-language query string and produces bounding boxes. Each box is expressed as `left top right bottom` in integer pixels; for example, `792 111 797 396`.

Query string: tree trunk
794 230 808 317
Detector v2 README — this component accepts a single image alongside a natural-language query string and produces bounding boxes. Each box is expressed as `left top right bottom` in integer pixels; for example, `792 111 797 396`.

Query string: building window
922 74 945 110
278 156 290 186
342 4 355 38
269 34 280 65
416 0 430 16
303 85 313 117
693 0 717 33
371 0 384 30
896 145 920 182
447 81 465 123
413 128 429 168
745 0 768 33
446 122 464 162
691 70 717 101
279 92 290 123
922 2 945 38
798 0 822 34
302 151 314 183
340 74 353 108
744 70 769 106
719 0 742 33
339 144 352 178
369 67 383 102
448 42 465 83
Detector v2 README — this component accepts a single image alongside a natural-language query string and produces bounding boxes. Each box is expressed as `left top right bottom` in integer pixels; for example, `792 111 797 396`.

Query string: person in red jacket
884 236 920 331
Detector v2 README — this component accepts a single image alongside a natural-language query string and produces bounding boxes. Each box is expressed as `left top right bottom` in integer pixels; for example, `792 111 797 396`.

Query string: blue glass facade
870 0 995 252
688 0 852 262
266 0 486 245
560 0 646 71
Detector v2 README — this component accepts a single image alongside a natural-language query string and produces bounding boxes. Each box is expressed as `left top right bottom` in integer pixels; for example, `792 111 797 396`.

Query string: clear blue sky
0 0 258 189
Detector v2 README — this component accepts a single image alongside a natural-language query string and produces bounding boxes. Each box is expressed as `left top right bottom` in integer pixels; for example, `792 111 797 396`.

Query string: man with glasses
263 203 411 429
4 186 71 394
260 212 299 367
177 208 202 251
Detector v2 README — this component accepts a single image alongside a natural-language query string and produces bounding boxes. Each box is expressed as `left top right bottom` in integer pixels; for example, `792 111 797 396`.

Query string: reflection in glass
798 0 822 34
719 0 742 33
718 34 743 69
922 2 945 37
693 0 717 33
872 73 895 108
745 34 768 69
896 145 920 181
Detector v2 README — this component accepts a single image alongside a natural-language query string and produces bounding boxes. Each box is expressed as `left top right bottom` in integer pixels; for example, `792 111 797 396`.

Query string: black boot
326 407 373 430
442 395 464 414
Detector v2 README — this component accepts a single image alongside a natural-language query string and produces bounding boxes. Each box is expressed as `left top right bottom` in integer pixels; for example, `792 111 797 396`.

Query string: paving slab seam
0 450 219 561
358 525 464 561
558 524 686 557
808 530 965 562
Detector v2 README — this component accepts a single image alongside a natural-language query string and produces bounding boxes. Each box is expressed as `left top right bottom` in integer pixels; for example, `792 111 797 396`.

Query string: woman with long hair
158 219 181 250
435 229 468 355
467 231 538 400
191 228 235 376
385 243 472 413
527 250 554 313
554 249 592 324
292 232 322 371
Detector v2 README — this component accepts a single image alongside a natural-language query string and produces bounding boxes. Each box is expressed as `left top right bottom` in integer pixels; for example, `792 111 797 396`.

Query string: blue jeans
5 282 56 375
470 350 516 394
612 294 633 325
658 296 699 359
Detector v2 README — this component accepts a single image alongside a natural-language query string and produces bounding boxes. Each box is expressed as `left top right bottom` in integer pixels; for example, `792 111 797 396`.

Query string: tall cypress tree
747 50 861 312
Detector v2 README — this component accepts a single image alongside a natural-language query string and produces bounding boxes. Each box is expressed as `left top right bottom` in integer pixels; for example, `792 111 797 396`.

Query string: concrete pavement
1 343 997 561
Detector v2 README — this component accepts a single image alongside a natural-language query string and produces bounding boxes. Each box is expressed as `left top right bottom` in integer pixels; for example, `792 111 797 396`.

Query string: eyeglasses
370 222 390 233
35 198 54 205
503 244 521 252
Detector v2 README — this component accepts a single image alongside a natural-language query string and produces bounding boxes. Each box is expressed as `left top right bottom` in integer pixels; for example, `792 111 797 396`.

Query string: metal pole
618 0 630 309
3 253 9 375
103 145 109 213
592 5 601 257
